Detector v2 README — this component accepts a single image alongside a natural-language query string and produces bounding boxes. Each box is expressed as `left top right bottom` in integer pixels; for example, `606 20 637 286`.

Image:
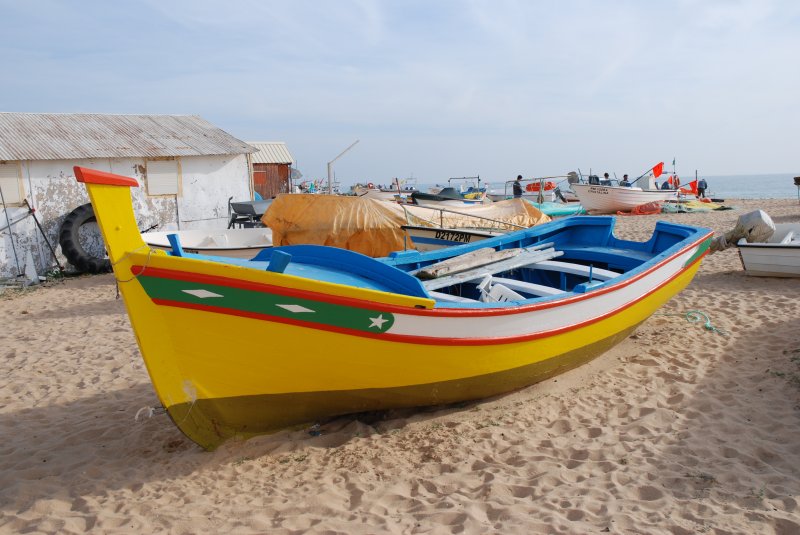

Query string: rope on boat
654 310 728 337
112 244 156 283
112 245 157 299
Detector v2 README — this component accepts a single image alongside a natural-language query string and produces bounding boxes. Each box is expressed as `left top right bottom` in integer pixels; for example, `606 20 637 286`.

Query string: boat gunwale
130 231 712 319
738 243 800 250
143 249 704 346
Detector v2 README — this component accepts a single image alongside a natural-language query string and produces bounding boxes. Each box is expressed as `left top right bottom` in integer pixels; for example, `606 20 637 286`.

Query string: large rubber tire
58 203 112 274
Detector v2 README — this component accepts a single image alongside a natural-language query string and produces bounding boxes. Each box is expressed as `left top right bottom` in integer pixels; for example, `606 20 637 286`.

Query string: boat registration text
434 230 474 243
587 187 609 195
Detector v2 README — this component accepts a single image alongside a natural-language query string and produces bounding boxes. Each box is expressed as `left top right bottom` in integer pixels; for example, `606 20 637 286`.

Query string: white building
0 112 256 278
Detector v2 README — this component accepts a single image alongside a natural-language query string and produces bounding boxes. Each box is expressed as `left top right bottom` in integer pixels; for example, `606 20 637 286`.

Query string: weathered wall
0 155 251 278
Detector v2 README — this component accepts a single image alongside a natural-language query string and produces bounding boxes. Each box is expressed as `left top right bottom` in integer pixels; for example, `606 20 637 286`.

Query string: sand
1 199 799 534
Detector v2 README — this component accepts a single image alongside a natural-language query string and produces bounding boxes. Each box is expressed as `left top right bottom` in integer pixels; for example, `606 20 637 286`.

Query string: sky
1 0 799 186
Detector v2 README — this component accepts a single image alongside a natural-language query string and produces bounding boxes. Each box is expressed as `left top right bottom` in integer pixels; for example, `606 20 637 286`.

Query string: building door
253 171 269 199
253 165 289 199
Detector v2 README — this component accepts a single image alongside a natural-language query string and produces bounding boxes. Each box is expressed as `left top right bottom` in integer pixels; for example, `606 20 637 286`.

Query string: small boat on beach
73 165 713 450
738 222 800 277
487 176 580 204
401 225 504 251
143 228 273 259
572 183 679 214
525 200 586 217
411 187 487 207
401 201 584 251
399 202 549 251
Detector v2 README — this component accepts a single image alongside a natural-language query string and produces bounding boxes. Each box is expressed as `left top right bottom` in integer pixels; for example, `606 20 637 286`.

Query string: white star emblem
368 314 388 329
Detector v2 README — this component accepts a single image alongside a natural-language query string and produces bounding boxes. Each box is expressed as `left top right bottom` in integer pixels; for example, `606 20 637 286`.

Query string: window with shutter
145 159 181 196
0 162 24 205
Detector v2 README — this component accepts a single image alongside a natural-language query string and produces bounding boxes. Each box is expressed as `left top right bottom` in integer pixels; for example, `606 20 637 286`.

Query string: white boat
143 228 273 259
738 223 800 277
572 183 677 214
75 164 712 450
399 202 547 251
401 225 503 251
487 188 565 203
410 187 488 208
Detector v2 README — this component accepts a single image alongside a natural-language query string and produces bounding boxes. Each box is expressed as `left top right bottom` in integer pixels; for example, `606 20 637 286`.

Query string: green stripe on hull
137 275 395 333
166 324 641 450
683 238 711 268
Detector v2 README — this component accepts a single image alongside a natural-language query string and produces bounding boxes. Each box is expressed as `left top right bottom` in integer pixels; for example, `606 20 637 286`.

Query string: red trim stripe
133 232 712 318
150 255 699 346
137 266 403 313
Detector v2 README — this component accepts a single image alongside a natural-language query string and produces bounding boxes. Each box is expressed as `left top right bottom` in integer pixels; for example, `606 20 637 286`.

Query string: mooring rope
654 309 728 337
112 245 157 299
112 245 156 283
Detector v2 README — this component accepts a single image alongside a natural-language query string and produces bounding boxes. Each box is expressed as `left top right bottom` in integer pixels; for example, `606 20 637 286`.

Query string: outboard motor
710 210 776 252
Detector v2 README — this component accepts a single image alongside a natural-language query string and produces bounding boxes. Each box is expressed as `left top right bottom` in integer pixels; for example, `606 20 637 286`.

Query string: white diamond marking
276 304 315 313
182 289 224 299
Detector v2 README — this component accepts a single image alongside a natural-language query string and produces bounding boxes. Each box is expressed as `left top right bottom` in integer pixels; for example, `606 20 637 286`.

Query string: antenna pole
327 139 360 194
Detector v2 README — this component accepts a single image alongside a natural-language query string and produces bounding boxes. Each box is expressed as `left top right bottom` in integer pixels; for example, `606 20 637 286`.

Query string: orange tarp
617 201 663 216
262 195 550 257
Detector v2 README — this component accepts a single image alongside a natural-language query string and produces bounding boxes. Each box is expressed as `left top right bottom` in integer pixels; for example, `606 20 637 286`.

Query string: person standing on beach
513 175 523 198
698 178 708 198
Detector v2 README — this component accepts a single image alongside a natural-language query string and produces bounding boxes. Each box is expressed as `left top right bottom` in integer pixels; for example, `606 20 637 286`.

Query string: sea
693 173 799 199
401 173 800 200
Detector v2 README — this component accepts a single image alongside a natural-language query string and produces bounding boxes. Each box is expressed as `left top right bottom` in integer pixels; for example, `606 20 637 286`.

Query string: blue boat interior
163 216 708 308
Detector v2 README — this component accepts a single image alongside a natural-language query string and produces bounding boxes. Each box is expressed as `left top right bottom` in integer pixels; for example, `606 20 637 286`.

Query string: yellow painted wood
79 169 703 450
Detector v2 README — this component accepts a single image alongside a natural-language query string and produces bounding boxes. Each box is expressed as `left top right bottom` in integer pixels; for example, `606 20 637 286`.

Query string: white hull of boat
143 228 273 259
572 184 677 213
487 190 575 203
402 225 501 251
738 223 800 277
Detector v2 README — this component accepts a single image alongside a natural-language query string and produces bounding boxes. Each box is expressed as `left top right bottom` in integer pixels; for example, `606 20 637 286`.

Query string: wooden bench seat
422 247 563 291
531 260 619 281
490 277 565 297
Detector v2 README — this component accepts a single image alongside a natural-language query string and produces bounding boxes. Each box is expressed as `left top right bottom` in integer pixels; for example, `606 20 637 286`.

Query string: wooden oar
413 247 520 280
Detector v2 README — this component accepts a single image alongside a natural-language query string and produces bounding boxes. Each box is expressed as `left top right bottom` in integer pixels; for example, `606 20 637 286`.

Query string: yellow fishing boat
75 166 713 450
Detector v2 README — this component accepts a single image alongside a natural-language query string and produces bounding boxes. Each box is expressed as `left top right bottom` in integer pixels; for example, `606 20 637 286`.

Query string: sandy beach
1 198 799 534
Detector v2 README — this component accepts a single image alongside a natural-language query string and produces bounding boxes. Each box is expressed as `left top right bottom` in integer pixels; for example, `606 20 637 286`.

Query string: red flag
653 162 664 178
680 180 698 195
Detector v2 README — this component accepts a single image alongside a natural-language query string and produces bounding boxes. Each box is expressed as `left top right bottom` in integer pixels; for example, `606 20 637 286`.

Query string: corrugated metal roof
248 141 294 164
0 113 256 161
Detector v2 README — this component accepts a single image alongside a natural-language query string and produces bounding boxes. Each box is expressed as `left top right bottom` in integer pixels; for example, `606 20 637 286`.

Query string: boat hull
143 228 273 259
120 237 703 449
572 184 676 213
738 223 800 277
166 320 644 446
73 165 711 450
402 225 499 251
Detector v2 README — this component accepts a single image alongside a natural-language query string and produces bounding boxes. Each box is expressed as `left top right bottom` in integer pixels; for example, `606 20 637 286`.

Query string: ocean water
698 173 799 199
406 173 800 200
